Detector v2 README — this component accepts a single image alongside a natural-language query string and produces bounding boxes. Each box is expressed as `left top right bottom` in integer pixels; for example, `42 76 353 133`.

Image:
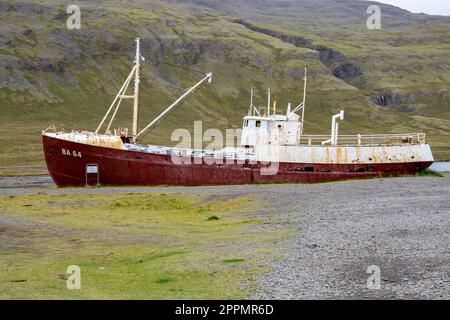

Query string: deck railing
299 133 426 146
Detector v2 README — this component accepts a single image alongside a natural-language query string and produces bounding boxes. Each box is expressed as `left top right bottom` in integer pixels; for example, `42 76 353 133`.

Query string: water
430 161 450 172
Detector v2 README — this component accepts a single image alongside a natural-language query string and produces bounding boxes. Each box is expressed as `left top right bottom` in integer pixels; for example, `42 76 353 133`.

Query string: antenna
267 88 271 116
249 89 254 116
301 67 307 135
248 89 260 117
289 67 308 130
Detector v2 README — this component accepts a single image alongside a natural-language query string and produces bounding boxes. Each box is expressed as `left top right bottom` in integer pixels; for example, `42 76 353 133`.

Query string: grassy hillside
0 0 449 168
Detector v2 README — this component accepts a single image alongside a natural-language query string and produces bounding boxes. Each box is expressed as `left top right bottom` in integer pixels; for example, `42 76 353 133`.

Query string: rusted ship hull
42 135 433 187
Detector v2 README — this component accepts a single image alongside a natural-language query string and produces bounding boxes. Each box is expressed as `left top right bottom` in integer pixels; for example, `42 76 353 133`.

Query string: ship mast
132 38 141 142
95 38 144 138
289 67 308 135
301 67 307 135
95 38 212 143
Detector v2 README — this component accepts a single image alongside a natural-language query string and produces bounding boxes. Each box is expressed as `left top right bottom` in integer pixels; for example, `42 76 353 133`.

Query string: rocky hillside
0 0 449 166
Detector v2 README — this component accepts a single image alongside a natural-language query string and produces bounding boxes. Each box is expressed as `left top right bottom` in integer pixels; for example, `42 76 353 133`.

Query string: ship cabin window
245 120 265 128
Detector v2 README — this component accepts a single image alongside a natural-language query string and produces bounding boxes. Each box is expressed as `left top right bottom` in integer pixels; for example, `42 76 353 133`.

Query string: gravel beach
1 174 449 299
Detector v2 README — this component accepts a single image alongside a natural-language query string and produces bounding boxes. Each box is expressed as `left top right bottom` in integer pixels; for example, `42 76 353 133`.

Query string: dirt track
1 174 449 299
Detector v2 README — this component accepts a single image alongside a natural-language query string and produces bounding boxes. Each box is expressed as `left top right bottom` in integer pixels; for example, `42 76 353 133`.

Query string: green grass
0 166 48 177
0 192 288 299
223 259 246 264
418 169 444 177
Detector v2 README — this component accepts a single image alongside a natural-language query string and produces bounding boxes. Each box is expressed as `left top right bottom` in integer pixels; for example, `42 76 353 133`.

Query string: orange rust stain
380 147 389 162
311 147 316 163
343 146 348 163
86 137 124 149
371 147 378 163
355 146 361 163
325 147 330 163
336 147 341 163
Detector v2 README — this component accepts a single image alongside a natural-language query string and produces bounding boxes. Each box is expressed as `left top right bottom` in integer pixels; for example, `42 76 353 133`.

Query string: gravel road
1 174 449 299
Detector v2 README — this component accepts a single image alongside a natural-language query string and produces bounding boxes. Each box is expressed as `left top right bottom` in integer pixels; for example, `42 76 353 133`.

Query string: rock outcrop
234 19 365 87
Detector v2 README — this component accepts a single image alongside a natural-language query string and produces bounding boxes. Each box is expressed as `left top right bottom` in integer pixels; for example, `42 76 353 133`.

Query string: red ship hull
42 135 433 187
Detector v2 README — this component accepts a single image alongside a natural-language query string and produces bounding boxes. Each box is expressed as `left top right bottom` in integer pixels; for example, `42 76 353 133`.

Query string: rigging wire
157 59 206 76
80 58 237 131
157 59 236 129
210 83 236 129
